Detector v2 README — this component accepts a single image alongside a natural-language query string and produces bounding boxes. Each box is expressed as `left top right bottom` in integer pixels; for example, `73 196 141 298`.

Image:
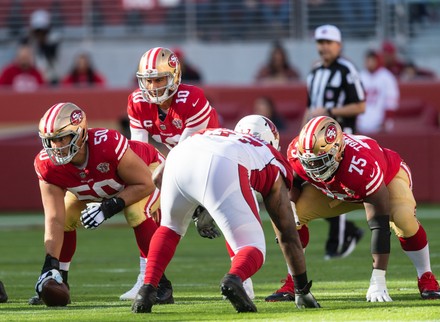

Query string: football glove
192 206 221 239
81 197 125 229
35 269 63 296
295 280 321 309
366 269 393 302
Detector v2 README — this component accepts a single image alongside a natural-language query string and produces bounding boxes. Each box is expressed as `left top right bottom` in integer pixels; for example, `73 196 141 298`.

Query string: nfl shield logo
97 163 110 173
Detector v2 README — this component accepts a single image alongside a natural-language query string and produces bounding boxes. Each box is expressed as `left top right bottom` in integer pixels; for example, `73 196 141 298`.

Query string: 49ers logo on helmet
325 124 337 144
168 54 178 68
70 110 83 125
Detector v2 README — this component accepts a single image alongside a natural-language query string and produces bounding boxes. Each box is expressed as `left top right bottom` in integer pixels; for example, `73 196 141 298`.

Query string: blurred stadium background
0 0 439 85
0 0 440 211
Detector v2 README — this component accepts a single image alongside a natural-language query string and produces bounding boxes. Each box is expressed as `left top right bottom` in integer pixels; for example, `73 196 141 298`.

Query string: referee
305 24 365 259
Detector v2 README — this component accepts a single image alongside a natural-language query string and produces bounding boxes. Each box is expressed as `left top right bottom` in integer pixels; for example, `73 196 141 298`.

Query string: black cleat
156 274 174 304
0 281 8 303
132 284 157 313
220 274 257 313
28 295 44 305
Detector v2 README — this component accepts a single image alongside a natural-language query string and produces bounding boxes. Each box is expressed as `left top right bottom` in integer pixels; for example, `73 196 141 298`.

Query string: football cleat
157 274 174 304
220 274 257 313
132 284 157 313
324 228 364 260
0 281 8 303
265 274 295 302
418 272 440 299
120 273 143 301
28 295 44 305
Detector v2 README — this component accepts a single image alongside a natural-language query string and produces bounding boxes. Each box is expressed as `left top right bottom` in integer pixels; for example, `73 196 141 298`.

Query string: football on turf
40 279 70 307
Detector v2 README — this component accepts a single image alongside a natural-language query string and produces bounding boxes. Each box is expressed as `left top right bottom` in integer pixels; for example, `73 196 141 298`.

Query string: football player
123 47 248 301
29 102 173 305
267 116 440 302
132 126 320 313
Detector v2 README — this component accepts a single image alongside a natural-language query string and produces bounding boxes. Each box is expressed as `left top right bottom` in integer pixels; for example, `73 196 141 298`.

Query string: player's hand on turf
35 269 63 296
192 206 221 239
81 203 105 229
295 280 321 308
366 269 393 302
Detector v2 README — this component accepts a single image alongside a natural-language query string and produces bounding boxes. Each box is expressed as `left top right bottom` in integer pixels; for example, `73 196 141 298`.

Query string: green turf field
1 206 439 321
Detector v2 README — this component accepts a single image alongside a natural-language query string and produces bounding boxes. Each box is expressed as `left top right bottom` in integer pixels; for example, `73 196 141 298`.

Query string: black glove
192 206 221 239
295 280 321 309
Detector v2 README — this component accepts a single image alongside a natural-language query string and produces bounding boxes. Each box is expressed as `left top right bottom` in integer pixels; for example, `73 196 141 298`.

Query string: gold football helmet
39 102 88 165
297 116 345 181
137 47 181 104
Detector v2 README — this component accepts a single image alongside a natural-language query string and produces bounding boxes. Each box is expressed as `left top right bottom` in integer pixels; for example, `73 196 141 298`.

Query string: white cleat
120 273 143 301
243 278 255 300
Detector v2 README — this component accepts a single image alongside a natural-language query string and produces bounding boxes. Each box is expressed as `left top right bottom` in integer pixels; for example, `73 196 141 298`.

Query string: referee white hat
315 25 341 42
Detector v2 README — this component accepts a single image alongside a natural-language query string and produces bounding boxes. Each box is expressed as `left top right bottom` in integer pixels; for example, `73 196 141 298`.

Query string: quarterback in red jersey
132 127 320 313
123 46 223 300
268 116 440 302
29 102 173 305
127 47 219 150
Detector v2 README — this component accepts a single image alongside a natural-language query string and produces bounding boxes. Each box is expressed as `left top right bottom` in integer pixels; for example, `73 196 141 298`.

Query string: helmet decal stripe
302 116 326 151
45 103 65 133
146 47 161 69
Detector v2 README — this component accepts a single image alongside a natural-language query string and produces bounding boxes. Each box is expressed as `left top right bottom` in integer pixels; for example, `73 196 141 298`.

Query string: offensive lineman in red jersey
29 102 174 305
131 127 320 313
122 47 227 300
270 116 440 302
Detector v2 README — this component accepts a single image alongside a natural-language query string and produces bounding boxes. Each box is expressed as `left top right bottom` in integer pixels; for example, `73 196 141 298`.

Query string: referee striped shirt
306 56 365 133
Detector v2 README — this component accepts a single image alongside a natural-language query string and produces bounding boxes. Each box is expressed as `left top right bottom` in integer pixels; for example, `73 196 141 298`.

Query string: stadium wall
1 82 439 211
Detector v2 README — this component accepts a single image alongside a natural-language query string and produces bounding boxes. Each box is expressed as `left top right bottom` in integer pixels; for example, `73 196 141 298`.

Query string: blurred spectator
21 9 61 85
0 44 45 92
252 96 286 131
335 0 375 36
61 52 106 88
255 41 300 84
357 50 400 134
381 41 405 78
172 47 203 84
261 0 290 35
400 61 436 82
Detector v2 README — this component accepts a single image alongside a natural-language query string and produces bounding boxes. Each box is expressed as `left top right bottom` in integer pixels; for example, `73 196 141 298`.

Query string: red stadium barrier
0 82 439 211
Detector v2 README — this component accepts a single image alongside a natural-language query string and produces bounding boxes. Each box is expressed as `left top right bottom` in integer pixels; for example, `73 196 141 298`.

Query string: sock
226 241 235 258
229 246 264 281
144 226 181 287
133 217 158 258
139 256 147 277
59 230 76 265
298 225 310 249
399 225 431 277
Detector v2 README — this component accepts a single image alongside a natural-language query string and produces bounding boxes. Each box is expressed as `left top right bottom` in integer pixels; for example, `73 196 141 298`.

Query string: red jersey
192 128 293 196
0 63 44 91
127 84 219 148
287 134 402 202
34 128 161 202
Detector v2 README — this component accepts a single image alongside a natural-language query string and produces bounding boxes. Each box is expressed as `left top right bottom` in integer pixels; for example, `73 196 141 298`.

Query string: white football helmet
137 47 181 104
297 116 345 182
39 102 88 165
234 114 280 150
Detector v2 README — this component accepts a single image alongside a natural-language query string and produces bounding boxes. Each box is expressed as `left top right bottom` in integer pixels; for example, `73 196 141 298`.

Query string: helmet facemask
298 145 342 182
41 128 87 166
39 102 88 166
137 72 179 105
